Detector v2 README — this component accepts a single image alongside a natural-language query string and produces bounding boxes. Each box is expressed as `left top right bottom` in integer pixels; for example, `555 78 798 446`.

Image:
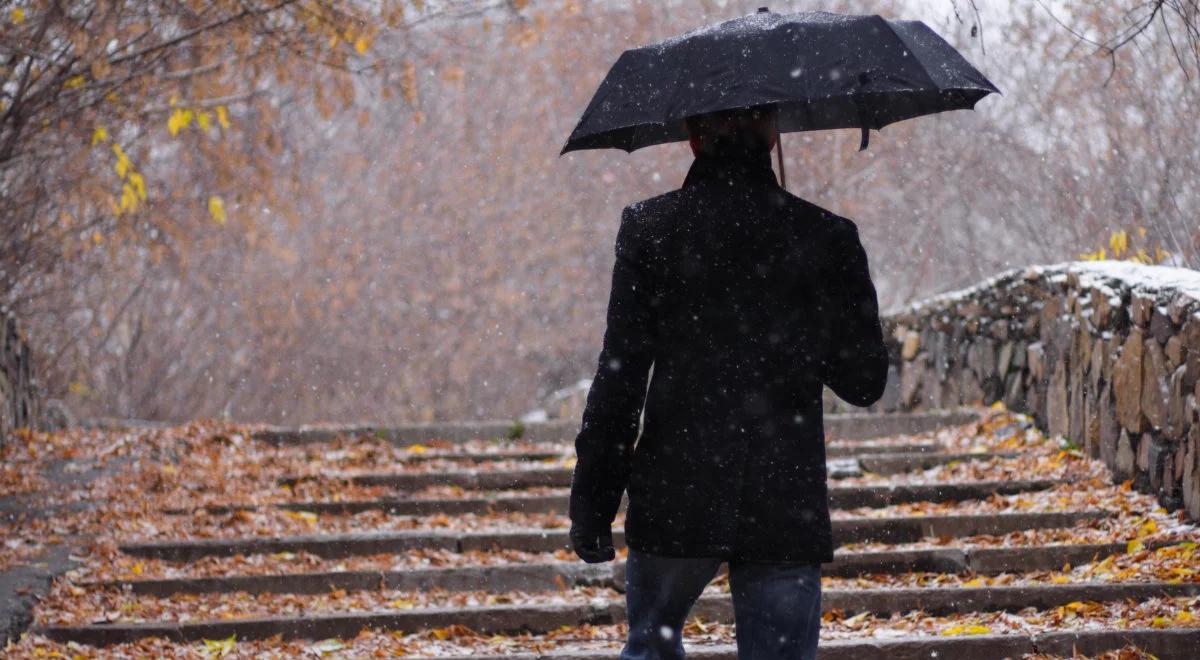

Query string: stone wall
0 313 40 447
880 262 1200 520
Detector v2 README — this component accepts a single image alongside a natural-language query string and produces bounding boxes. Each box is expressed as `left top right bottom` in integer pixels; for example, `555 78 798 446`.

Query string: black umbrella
561 7 999 168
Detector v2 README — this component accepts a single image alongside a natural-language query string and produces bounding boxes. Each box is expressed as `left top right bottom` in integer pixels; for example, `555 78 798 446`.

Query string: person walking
567 102 890 660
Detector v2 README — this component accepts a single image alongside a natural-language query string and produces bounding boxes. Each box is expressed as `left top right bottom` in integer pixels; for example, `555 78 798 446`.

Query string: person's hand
569 521 615 563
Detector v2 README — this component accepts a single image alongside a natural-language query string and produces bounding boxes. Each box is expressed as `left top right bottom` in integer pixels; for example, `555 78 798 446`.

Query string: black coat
568 147 889 564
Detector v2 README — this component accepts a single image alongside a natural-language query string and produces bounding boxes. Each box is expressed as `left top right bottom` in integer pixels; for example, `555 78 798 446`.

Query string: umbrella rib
879 18 943 94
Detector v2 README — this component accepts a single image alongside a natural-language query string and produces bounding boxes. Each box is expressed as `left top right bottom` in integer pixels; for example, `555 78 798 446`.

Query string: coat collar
682 147 778 189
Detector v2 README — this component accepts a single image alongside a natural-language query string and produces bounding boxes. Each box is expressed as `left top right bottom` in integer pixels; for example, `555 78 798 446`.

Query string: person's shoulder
776 190 860 237
621 188 687 223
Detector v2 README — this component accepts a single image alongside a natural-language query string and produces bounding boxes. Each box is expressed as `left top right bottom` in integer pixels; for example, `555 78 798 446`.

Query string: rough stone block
1099 383 1120 466
1183 314 1200 391
1167 293 1196 324
1011 341 1028 370
997 342 1014 380
1089 338 1107 393
900 330 920 361
1048 358 1069 439
1184 427 1200 519
1003 372 1025 412
1115 430 1136 483
1165 335 1185 371
1028 343 1046 383
899 358 924 410
1131 294 1154 327
1150 307 1175 344
1141 339 1170 430
1113 329 1145 433
1166 367 1190 440
1084 387 1101 458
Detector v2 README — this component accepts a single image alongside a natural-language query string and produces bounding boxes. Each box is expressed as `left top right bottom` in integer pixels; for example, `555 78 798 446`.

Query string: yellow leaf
942 624 991 636
168 108 194 136
131 562 144 575
200 634 236 658
284 510 318 524
962 577 986 588
355 36 370 54
208 196 227 225
407 444 428 454
1138 519 1158 538
1151 616 1171 628
63 75 85 89
1127 539 1144 554
1110 230 1128 257
216 105 231 129
128 172 146 200
1177 610 1195 623
310 639 346 654
389 599 416 609
11 8 26 24
120 183 137 212
112 143 131 179
1050 575 1070 584
91 231 103 245
197 111 212 131
91 126 109 146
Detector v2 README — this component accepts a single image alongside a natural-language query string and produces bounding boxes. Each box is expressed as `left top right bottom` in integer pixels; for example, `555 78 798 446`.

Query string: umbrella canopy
561 8 1000 155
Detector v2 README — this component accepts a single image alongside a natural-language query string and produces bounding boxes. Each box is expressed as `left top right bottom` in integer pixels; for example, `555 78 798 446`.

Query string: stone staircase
10 408 1200 659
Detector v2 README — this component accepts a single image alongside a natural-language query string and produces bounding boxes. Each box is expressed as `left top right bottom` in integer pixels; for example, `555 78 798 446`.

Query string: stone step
392 441 944 464
120 510 1108 561
251 410 979 446
95 540 1173 596
283 452 1011 491
411 628 1200 660
32 582 1200 645
185 478 1063 518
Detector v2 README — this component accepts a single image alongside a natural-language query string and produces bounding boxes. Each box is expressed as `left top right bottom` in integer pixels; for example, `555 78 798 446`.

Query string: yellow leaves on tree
168 107 194 136
112 143 131 179
10 7 26 24
105 142 147 217
1079 228 1171 265
208 196 227 225
169 105 231 136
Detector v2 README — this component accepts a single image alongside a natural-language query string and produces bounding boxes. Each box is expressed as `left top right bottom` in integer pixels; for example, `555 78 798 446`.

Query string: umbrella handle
775 121 787 191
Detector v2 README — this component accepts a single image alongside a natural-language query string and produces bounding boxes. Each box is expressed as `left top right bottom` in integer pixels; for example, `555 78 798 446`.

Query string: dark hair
685 104 777 155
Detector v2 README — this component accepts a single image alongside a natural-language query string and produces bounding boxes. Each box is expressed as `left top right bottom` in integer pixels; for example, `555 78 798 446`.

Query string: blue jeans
619 546 822 660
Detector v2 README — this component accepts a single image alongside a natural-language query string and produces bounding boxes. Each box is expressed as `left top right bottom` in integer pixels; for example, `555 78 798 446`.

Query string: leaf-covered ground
3 407 1198 657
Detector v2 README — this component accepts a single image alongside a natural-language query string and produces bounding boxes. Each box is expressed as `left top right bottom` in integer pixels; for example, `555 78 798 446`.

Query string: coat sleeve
819 219 889 407
569 205 657 530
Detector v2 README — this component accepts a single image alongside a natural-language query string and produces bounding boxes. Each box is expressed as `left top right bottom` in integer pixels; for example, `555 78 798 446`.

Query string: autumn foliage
2 0 1198 424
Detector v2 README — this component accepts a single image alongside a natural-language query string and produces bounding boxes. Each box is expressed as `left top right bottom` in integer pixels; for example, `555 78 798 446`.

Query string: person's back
568 104 889 660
